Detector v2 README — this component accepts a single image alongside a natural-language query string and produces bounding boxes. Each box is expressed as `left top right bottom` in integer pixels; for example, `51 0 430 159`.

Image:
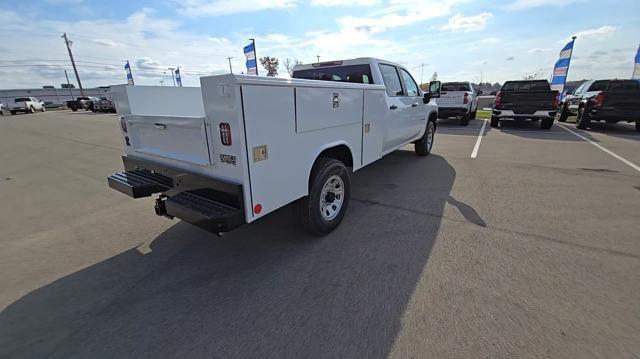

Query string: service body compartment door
126 114 211 166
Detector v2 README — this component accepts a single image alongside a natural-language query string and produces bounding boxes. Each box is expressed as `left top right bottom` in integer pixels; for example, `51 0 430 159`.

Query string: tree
259 56 279 77
430 72 438 82
283 58 302 77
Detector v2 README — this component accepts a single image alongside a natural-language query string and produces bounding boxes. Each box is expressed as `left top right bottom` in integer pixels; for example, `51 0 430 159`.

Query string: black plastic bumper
108 156 245 233
437 107 468 119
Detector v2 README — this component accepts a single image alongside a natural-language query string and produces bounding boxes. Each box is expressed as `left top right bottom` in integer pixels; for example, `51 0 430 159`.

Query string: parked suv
558 79 640 131
434 81 478 126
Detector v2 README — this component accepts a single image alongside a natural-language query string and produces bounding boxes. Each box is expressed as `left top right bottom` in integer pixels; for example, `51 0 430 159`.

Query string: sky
0 0 639 89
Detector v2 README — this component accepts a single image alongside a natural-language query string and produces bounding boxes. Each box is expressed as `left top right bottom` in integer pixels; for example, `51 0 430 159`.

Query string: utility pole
168 67 176 86
316 55 321 63
61 33 84 96
64 70 74 100
227 57 234 73
420 63 424 84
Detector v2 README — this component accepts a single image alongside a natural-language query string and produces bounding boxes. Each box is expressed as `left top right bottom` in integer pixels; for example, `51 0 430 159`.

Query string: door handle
389 105 398 110
412 103 419 107
154 123 167 130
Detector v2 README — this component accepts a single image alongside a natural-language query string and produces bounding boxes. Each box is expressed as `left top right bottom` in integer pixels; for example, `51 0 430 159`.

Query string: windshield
441 82 470 92
292 65 373 84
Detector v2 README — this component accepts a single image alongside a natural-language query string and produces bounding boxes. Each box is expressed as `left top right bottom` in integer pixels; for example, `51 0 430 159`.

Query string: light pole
227 57 234 73
316 55 321 63
168 67 176 86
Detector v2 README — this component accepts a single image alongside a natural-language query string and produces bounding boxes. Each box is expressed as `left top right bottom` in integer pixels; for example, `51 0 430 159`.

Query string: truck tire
557 105 568 122
71 107 78 112
490 116 499 128
460 114 469 126
10 110 16 115
41 106 46 112
29 106 35 114
636 120 640 132
415 120 435 156
540 117 554 129
470 109 477 120
296 158 351 236
576 107 590 130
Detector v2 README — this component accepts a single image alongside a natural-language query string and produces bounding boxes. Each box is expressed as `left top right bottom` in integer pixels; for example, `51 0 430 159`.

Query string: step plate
165 189 244 233
108 170 172 198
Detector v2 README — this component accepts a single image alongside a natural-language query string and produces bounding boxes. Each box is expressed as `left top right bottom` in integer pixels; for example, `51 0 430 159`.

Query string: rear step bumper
107 156 245 233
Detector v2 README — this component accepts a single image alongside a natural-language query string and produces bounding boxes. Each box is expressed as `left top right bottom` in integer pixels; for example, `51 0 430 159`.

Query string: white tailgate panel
126 115 211 166
435 91 464 108
296 87 363 133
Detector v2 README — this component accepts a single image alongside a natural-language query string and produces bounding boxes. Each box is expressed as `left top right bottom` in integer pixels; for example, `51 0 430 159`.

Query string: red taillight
120 116 127 133
494 91 503 108
463 92 469 105
594 93 605 107
552 95 560 109
219 123 232 146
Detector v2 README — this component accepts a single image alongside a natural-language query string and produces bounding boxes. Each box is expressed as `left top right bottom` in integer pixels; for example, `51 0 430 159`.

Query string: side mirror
429 80 441 98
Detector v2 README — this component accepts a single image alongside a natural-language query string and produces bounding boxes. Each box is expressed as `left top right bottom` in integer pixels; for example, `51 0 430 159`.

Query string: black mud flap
163 189 244 232
108 170 173 198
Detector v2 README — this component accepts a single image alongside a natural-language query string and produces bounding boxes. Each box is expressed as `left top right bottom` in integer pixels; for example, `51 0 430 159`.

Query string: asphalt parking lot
1 110 639 358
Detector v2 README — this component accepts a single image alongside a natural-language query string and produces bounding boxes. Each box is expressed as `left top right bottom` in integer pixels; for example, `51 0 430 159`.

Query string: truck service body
108 58 440 235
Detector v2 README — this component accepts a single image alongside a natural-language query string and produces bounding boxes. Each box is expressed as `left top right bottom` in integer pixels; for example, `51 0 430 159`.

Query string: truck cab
292 58 440 155
108 58 441 236
433 81 479 126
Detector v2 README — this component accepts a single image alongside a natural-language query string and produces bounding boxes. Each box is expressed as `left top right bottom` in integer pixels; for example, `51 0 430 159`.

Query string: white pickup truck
434 81 478 126
10 97 46 114
108 58 441 235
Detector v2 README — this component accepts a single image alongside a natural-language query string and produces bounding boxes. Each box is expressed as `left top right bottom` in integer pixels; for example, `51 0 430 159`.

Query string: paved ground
1 110 639 358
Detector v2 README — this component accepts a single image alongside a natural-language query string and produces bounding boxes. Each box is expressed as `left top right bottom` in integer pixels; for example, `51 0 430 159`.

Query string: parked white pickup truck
434 81 478 126
108 58 441 235
10 97 45 114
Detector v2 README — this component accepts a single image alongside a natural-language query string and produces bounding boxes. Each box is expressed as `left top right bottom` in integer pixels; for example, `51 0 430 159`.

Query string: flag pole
250 38 258 76
562 36 577 93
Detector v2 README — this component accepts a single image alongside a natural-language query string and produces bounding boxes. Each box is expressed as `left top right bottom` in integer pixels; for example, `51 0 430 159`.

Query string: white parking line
471 119 488 158
556 123 640 173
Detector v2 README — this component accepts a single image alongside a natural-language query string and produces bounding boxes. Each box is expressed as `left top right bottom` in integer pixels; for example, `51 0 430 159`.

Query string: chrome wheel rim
320 175 344 221
426 124 434 151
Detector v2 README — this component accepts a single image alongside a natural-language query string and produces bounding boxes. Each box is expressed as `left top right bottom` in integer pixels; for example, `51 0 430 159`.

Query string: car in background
66 96 97 112
558 79 640 131
97 97 116 113
43 101 64 109
491 80 558 129
434 81 478 126
0 103 5 115
9 97 46 114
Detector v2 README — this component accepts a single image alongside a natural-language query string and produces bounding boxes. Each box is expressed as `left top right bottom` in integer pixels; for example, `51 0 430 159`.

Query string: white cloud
572 25 617 40
441 13 494 32
92 39 126 48
527 47 551 53
311 0 379 6
337 0 468 33
175 0 297 17
507 0 582 10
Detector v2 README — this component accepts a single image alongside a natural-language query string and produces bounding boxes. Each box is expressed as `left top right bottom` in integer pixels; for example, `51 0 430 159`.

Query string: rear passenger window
379 64 403 96
400 69 419 97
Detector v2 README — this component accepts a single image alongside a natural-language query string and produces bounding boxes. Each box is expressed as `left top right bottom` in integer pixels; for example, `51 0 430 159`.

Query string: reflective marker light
219 123 232 146
253 204 262 214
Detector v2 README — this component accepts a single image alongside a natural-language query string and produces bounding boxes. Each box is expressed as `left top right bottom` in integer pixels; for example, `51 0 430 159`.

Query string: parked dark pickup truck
491 80 559 129
558 79 640 131
66 96 97 112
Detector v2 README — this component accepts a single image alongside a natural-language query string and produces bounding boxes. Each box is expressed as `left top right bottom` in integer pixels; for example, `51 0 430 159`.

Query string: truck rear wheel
296 158 351 236
636 120 640 132
460 114 469 126
540 117 554 129
490 116 499 128
415 120 435 156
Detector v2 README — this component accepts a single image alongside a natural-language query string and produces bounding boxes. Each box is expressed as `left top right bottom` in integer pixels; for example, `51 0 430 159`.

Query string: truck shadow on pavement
0 151 481 358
